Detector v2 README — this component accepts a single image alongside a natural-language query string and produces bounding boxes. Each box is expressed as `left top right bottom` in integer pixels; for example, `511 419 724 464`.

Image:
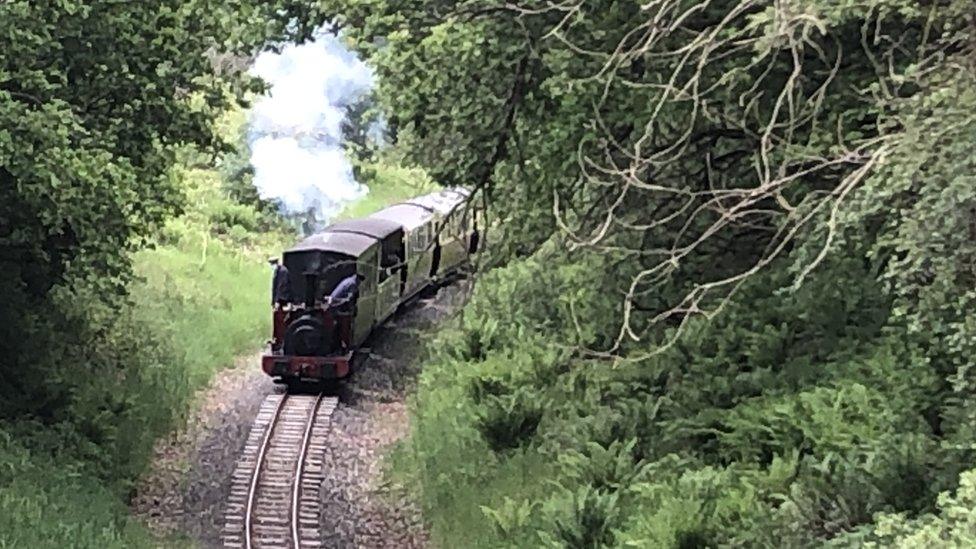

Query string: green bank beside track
0 154 287 547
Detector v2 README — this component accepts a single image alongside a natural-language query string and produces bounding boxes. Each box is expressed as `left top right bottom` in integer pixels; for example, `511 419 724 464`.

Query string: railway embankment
0 218 281 547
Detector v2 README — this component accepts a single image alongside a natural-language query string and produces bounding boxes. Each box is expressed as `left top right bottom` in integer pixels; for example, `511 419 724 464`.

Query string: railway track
222 393 338 549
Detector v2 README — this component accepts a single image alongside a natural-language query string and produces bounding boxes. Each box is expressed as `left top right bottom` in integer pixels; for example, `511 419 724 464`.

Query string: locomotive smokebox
303 271 318 308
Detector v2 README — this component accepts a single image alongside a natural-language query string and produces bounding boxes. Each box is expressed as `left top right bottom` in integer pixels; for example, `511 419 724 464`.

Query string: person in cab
269 257 291 309
329 273 364 351
329 273 364 313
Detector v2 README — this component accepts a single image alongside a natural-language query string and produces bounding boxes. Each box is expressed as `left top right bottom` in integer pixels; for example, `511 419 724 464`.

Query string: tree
0 1 329 419
324 0 972 355
342 93 385 181
318 2 976 545
0 0 334 299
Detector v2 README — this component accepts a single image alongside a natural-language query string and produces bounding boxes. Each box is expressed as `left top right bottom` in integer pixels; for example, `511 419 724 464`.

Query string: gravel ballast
131 280 470 548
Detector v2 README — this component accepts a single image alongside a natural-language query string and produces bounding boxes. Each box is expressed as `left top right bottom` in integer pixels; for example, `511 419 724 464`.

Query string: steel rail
244 394 288 549
290 392 324 548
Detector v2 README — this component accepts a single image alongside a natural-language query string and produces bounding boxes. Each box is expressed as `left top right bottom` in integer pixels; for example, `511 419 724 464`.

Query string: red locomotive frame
262 306 353 381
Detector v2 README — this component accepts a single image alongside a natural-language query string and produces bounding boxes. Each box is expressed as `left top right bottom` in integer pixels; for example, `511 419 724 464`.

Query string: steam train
262 187 482 386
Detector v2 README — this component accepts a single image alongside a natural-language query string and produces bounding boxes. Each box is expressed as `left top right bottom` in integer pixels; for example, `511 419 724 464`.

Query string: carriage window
411 227 427 252
378 240 402 283
377 254 389 282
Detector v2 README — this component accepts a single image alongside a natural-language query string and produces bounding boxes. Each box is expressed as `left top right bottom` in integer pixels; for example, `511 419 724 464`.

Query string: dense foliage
0 128 287 546
2 0 974 545
0 3 312 545
322 0 976 546
0 0 289 442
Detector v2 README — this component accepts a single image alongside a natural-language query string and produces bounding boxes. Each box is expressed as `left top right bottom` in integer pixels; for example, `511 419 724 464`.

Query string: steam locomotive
262 188 482 387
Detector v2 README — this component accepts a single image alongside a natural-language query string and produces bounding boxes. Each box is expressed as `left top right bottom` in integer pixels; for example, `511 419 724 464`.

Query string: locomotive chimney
303 272 318 308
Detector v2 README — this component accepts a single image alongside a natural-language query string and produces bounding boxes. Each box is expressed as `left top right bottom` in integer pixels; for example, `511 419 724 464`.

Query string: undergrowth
394 243 973 548
0 153 285 547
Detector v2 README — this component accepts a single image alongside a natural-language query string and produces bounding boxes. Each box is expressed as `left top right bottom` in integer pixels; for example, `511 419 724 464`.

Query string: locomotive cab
263 231 376 383
326 218 405 325
262 219 405 385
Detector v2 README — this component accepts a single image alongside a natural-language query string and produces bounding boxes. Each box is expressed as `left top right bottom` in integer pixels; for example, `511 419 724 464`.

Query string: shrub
0 137 287 544
481 497 540 546
0 427 156 548
210 200 262 235
557 440 650 493
396 234 957 548
474 387 546 453
854 468 976 548
539 485 621 549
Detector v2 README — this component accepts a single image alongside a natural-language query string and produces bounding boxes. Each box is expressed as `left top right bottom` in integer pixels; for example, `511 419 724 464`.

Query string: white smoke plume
249 32 373 227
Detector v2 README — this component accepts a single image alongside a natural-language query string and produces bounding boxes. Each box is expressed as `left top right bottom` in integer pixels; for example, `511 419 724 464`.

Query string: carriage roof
369 203 434 230
286 230 377 257
325 217 403 240
407 188 470 215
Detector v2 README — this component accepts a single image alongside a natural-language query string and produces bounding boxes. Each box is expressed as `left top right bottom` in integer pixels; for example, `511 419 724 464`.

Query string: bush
0 276 187 483
481 497 539 546
0 427 156 548
210 200 262 234
0 137 288 544
557 440 650 493
539 485 621 549
474 387 546 453
854 468 976 548
616 463 768 548
394 240 965 547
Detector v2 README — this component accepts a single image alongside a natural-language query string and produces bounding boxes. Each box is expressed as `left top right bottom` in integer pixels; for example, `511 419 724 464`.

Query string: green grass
416 447 553 547
0 428 156 549
0 220 286 549
336 161 435 220
132 238 278 388
0 238 279 549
